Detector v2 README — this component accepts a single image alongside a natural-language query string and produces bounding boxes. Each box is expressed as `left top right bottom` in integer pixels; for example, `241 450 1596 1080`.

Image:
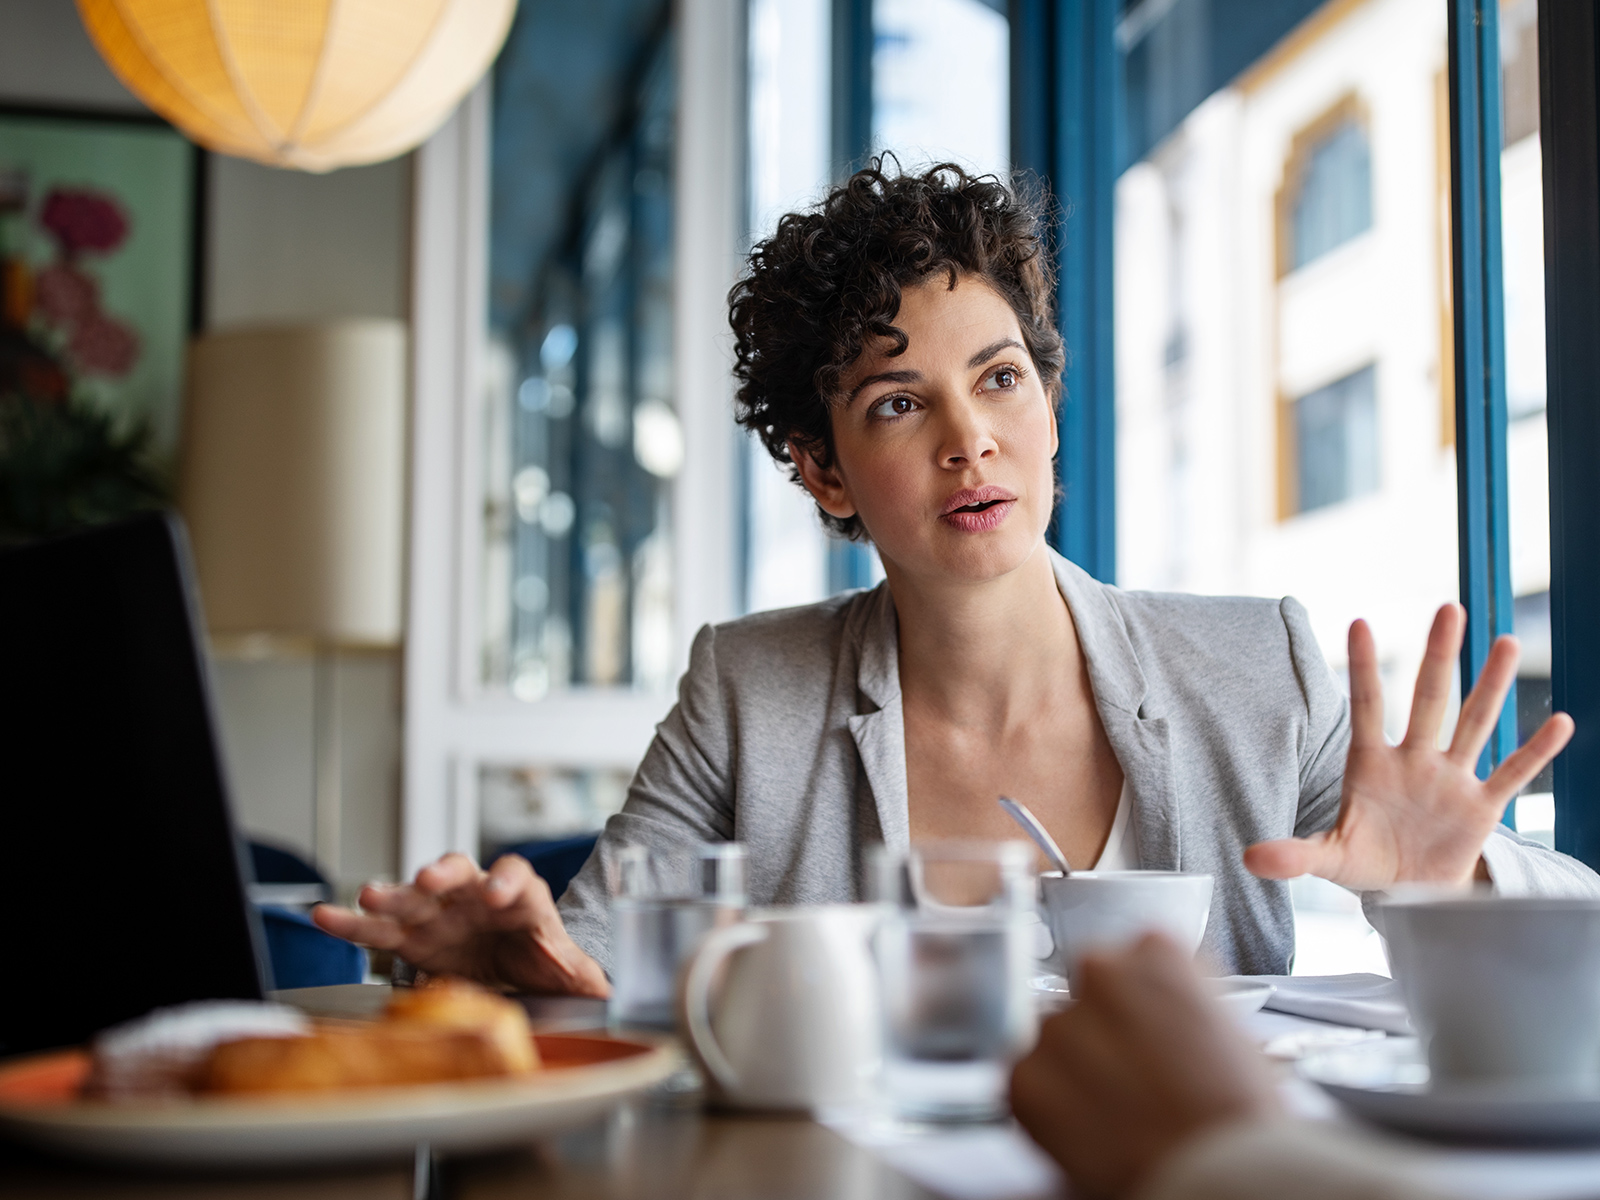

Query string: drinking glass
607 842 746 1030
869 840 1038 1122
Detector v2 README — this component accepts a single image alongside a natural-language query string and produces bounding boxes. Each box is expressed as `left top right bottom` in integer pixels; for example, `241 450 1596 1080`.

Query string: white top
1092 782 1136 870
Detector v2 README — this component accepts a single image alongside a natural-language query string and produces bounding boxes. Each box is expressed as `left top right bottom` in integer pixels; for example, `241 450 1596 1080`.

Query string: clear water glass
870 840 1038 1123
607 842 746 1031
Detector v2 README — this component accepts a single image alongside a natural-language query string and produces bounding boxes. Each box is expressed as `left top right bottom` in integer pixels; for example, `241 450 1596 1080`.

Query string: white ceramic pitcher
677 905 882 1111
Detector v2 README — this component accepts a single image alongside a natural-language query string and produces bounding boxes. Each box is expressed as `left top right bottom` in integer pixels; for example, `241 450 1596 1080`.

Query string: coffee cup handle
679 921 769 1094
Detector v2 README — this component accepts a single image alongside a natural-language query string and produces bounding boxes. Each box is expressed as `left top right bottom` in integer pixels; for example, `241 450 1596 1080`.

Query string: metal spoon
998 795 1073 876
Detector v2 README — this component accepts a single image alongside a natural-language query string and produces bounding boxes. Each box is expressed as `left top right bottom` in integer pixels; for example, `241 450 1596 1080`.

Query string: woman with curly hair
318 161 1596 994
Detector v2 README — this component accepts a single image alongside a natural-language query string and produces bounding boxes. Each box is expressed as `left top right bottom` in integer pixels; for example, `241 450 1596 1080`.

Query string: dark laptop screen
0 514 267 1057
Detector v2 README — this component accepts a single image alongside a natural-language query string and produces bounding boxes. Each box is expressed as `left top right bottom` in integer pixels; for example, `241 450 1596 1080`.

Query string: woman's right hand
311 852 610 998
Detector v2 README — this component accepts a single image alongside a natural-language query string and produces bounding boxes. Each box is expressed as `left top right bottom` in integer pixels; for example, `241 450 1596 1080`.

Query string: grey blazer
559 550 1599 975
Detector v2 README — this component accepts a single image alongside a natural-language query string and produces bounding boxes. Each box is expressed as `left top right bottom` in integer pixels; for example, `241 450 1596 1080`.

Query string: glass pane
872 0 1009 175
1498 0 1552 837
1116 0 1460 974
745 0 833 613
485 32 678 697
478 765 632 860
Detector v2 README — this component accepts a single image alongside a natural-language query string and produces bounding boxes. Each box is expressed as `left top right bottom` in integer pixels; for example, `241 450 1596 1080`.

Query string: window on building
1295 364 1379 513
1290 117 1372 270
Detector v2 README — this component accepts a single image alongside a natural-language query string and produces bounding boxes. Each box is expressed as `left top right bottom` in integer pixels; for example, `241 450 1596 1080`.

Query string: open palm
1244 603 1574 890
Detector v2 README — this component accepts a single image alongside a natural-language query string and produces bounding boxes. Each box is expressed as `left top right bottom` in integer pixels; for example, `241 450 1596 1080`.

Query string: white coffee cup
1038 870 1214 990
1381 895 1600 1091
678 905 883 1111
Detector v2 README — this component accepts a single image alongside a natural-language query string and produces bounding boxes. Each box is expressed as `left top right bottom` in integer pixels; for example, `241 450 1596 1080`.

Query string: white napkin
1232 973 1413 1034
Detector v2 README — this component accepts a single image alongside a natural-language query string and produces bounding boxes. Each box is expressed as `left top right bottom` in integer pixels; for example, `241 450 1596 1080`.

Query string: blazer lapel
1050 551 1181 871
847 585 911 852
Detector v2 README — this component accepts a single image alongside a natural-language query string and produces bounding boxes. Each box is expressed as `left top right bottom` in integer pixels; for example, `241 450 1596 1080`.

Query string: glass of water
607 842 746 1031
870 840 1038 1122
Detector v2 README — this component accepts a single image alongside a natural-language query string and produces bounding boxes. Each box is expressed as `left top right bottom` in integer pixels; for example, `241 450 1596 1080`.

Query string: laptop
0 513 269 1058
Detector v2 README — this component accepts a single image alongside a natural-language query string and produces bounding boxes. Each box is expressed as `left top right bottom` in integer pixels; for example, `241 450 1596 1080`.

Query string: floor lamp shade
181 320 407 645
75 0 516 172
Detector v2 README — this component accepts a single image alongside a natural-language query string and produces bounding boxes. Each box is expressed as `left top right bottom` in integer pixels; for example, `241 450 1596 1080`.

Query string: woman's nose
938 398 999 467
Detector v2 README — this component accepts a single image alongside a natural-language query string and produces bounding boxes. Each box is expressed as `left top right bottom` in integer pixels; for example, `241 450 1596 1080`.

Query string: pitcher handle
679 921 769 1095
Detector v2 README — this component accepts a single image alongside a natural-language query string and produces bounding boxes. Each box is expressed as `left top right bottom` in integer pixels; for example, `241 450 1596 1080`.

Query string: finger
1347 619 1386 749
1484 712 1575 804
414 852 485 896
483 853 555 913
355 881 443 925
1447 634 1520 766
1242 833 1333 880
311 903 406 951
1405 604 1465 749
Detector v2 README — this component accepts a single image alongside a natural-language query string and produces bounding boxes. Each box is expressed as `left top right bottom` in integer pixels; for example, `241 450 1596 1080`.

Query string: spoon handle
998 796 1073 876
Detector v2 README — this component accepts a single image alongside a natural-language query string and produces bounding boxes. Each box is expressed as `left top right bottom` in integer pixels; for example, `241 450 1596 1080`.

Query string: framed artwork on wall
0 104 203 542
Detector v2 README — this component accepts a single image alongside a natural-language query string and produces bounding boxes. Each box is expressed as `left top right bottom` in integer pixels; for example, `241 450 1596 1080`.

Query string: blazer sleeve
1281 596 1351 839
557 623 737 973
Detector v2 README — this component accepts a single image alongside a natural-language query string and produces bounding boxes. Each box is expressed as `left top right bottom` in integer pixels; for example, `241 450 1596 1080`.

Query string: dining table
3 982 1600 1200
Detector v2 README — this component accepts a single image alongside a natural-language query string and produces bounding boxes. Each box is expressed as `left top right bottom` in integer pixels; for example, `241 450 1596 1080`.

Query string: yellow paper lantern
76 0 516 172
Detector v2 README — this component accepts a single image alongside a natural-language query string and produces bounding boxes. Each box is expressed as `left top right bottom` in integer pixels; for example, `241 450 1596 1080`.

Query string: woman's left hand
1244 602 1574 890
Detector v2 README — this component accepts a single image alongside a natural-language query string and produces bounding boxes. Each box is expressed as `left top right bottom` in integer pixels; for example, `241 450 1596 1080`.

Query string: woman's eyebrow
967 338 1025 368
846 368 921 405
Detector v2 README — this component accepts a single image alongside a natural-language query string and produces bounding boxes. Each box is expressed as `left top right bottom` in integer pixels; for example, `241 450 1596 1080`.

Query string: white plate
1028 975 1275 1018
1299 1038 1600 1143
0 1033 679 1168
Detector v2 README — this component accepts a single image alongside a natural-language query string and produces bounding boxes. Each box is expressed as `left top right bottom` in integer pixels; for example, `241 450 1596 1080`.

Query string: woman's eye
983 366 1020 391
870 395 918 419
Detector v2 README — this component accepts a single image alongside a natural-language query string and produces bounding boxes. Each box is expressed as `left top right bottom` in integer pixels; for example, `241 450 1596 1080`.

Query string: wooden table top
0 1093 945 1200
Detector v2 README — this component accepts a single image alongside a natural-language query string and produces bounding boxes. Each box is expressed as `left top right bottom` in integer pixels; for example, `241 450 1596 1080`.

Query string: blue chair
497 833 600 903
257 904 368 989
247 840 366 990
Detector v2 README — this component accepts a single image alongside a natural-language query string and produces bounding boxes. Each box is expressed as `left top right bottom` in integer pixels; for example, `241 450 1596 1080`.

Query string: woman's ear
788 438 857 520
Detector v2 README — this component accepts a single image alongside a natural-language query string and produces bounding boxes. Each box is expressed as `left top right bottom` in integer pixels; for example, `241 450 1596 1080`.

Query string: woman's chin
889 527 1047 586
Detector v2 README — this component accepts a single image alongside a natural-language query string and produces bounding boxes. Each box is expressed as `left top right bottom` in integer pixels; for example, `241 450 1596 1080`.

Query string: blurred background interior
0 0 1559 976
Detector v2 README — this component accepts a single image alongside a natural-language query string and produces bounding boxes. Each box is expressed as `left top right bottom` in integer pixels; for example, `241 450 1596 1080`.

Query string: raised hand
1010 932 1279 1198
311 852 610 998
1245 603 1574 890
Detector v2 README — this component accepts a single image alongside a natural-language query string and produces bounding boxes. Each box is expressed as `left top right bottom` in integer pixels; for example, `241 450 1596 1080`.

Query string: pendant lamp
75 0 516 172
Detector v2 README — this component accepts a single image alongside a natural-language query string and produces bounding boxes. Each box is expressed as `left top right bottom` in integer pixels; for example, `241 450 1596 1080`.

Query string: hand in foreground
312 853 610 998
1245 603 1574 890
1010 933 1279 1199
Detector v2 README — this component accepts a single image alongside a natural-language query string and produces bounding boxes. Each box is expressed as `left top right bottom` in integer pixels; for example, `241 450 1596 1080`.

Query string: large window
1116 0 1457 973
485 34 678 702
742 0 1010 612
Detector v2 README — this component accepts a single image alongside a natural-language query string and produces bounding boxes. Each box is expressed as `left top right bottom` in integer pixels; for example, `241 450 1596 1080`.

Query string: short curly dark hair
728 160 1064 542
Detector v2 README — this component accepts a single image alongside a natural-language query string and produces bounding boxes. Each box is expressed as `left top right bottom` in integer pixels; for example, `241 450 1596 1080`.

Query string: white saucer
1028 975 1275 1018
1298 1038 1600 1143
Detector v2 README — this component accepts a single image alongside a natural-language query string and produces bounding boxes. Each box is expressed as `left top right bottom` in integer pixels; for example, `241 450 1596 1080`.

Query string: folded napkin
1233 973 1413 1035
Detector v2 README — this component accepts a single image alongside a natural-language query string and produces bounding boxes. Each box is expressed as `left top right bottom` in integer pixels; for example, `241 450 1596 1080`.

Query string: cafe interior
4 0 1600 1196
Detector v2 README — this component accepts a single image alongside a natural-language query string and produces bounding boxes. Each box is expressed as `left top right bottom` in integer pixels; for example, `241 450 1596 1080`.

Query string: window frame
1538 0 1600 867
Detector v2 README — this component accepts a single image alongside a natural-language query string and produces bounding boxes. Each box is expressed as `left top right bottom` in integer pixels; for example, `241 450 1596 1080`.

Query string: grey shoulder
1105 586 1322 672
693 588 867 676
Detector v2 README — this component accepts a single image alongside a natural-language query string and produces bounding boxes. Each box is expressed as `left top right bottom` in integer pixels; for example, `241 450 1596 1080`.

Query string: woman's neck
885 540 1082 731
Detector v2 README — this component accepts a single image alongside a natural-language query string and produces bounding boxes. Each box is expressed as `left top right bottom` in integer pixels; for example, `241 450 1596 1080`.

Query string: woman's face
794 272 1058 587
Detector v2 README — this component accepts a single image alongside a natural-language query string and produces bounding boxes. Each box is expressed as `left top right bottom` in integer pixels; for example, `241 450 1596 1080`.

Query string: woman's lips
940 487 1017 532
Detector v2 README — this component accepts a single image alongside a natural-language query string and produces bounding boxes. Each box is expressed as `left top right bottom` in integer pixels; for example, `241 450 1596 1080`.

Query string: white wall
1 1 409 890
